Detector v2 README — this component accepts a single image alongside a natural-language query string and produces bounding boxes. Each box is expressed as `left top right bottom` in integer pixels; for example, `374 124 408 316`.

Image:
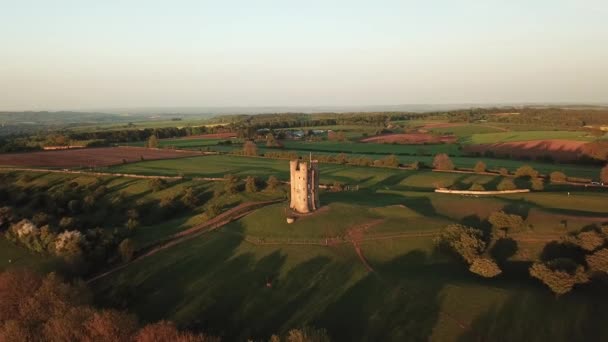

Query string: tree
147 135 159 148
243 140 258 156
529 261 589 296
206 203 220 218
434 224 486 263
266 134 281 147
432 153 454 170
496 178 517 191
224 174 239 194
245 176 258 193
602 165 608 183
83 310 138 342
181 187 199 208
474 161 486 173
514 165 539 179
135 321 218 342
118 239 135 262
469 258 502 278
126 218 139 231
573 231 605 252
270 327 331 342
266 176 280 191
530 178 544 191
550 171 567 183
382 154 400 168
0 206 13 230
488 211 525 234
148 178 167 192
586 248 608 273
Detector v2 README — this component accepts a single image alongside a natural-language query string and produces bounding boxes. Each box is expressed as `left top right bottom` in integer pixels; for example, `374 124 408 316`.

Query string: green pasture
107 152 604 181
279 140 461 156
467 130 599 144
0 238 59 272
92 203 608 342
425 124 506 137
122 138 235 149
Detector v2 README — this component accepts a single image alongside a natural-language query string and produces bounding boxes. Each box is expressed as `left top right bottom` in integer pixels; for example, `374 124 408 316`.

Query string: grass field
92 194 608 341
5 156 608 341
467 131 599 144
107 153 604 182
122 138 234 149
0 238 59 272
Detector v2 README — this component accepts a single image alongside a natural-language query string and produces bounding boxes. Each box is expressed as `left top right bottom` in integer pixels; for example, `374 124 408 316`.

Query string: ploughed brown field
464 139 587 161
360 133 457 144
0 147 200 168
180 132 237 140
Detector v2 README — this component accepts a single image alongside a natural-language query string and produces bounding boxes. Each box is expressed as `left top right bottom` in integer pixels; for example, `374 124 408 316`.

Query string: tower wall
289 159 319 213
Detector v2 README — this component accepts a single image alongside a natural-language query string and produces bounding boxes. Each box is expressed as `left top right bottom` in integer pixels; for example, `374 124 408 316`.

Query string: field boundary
434 188 530 195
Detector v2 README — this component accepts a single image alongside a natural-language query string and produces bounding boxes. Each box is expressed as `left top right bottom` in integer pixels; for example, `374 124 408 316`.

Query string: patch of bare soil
0 147 200 168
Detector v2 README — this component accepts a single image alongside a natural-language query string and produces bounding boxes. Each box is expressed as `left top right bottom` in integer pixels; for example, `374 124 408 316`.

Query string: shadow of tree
457 285 608 342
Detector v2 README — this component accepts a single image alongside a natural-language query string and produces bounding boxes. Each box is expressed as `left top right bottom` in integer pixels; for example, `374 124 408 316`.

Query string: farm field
467 130 600 144
123 138 236 149
108 153 604 181
0 146 201 168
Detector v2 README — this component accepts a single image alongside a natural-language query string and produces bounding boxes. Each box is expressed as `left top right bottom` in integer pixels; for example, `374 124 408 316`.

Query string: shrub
498 168 509 176
432 153 454 170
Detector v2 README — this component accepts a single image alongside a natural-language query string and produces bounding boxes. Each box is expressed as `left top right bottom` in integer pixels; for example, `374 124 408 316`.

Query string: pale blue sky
1 0 607 110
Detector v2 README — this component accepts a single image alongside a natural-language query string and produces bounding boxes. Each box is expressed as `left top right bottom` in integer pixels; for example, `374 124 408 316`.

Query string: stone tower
289 159 320 213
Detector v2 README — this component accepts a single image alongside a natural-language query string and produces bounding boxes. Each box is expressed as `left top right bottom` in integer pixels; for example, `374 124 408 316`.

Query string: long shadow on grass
315 250 457 341
457 281 608 342
321 190 442 218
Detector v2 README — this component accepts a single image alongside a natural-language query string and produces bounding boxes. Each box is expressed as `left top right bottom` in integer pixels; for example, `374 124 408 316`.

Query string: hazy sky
1 0 607 111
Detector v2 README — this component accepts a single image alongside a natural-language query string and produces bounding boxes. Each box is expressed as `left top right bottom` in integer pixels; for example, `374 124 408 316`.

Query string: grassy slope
5 164 608 340
93 205 608 342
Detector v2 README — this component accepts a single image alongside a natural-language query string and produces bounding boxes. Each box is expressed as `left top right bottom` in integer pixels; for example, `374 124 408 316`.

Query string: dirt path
86 199 283 283
345 219 385 273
